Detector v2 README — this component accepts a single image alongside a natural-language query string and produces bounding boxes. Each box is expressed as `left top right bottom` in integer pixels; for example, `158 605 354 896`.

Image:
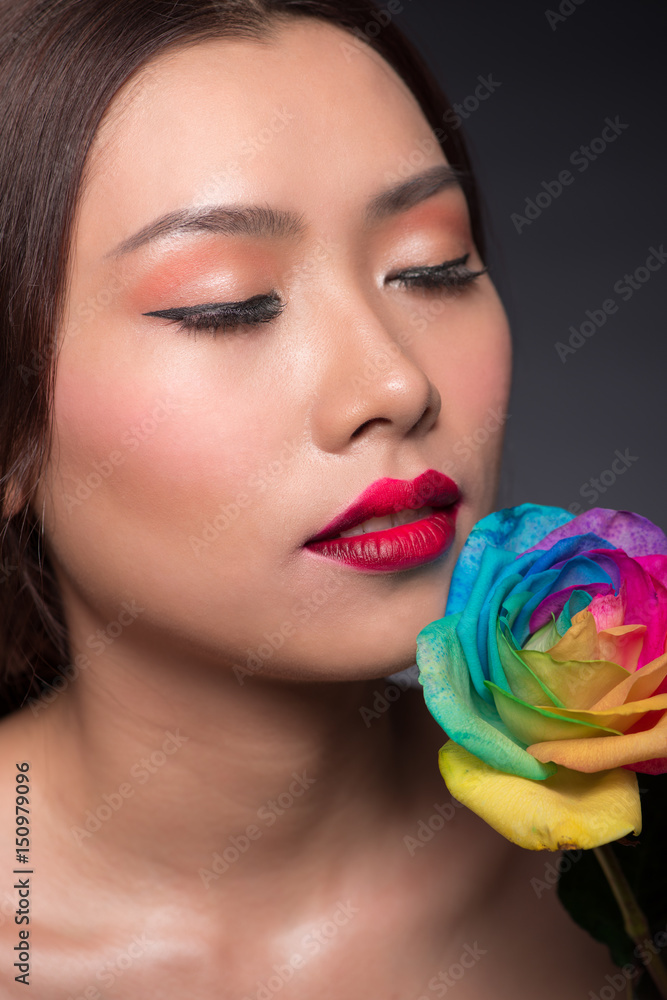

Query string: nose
307 287 442 454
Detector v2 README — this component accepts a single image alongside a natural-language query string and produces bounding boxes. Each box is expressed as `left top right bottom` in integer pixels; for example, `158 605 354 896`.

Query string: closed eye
389 252 487 290
142 253 487 336
142 292 285 336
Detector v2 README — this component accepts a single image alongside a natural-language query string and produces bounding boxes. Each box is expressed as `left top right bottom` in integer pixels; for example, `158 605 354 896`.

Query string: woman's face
40 18 511 681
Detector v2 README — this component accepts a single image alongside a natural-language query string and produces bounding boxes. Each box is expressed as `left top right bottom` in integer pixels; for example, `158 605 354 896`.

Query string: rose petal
526 508 667 557
527 709 667 772
416 613 556 781
636 554 667 590
622 712 667 773
486 682 622 743
546 609 646 672
498 624 561 708
590 652 667 710
547 610 603 661
597 550 667 667
588 590 626 629
445 504 575 616
624 758 667 774
519 651 630 712
513 541 618 643
528 693 667 734
438 740 641 850
522 615 561 652
597 626 646 671
529 583 609 635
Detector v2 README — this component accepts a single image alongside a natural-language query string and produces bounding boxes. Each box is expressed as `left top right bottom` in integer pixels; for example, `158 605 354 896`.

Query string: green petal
520 647 630 711
522 614 561 652
416 614 556 781
485 681 623 744
498 621 563 708
500 591 534 627
438 740 642 851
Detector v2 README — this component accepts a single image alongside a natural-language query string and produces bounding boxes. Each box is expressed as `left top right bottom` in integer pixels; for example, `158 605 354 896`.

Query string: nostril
350 417 389 439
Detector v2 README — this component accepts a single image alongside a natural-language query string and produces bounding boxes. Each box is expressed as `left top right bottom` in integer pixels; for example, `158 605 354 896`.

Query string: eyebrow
105 163 462 259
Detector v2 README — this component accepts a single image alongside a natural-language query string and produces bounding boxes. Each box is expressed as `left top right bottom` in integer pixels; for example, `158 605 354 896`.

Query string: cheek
44 346 292 575
429 293 512 516
433 293 512 439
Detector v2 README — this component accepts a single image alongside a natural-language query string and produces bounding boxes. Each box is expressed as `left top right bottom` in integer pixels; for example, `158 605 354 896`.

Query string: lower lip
303 508 458 572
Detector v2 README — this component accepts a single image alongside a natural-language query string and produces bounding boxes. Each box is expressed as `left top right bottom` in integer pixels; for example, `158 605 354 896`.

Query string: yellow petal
528 709 667 772
547 610 601 661
439 740 641 851
547 609 646 671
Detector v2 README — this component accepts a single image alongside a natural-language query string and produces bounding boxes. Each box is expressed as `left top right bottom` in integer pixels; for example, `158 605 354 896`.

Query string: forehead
77 19 443 262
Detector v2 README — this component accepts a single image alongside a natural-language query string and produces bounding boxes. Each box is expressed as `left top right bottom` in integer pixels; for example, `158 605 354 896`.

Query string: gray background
393 0 666 530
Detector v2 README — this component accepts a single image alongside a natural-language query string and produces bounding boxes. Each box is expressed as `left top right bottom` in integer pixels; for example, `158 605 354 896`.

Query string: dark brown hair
0 0 486 716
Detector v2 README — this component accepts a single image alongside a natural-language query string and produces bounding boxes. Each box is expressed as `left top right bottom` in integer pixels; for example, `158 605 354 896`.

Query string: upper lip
304 469 461 544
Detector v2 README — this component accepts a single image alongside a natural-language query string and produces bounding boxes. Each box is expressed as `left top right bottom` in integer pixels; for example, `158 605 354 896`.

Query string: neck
26 629 430 890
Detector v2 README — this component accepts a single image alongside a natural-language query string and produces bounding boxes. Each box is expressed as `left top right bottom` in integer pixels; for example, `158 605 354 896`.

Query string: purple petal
526 508 667 557
529 581 612 633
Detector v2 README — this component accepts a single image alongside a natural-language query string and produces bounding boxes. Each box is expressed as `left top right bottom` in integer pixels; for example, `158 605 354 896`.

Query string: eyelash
142 253 487 336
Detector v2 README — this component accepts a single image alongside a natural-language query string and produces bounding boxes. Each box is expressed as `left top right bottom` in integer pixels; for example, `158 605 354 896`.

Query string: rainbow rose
416 504 667 851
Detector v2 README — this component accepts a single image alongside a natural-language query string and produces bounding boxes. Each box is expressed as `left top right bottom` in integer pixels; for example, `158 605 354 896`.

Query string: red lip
303 469 461 572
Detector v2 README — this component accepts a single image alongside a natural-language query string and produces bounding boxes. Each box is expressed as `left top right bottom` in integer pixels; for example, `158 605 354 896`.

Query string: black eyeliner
142 253 486 335
142 290 284 323
392 252 488 288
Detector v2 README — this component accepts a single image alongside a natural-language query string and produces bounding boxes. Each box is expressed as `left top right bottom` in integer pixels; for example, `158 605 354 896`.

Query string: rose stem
593 843 667 999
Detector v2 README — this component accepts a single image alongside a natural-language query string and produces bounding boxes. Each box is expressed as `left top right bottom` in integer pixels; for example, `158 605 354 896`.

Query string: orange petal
528 709 667 772
547 610 599 661
546 609 646 670
531 693 667 734
597 625 646 671
590 652 667 711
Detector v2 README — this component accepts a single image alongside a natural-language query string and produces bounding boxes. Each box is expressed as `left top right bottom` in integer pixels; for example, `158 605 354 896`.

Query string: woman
0 1 621 996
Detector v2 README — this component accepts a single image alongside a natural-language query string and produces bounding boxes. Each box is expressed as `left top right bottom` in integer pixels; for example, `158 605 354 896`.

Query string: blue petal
446 504 574 616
